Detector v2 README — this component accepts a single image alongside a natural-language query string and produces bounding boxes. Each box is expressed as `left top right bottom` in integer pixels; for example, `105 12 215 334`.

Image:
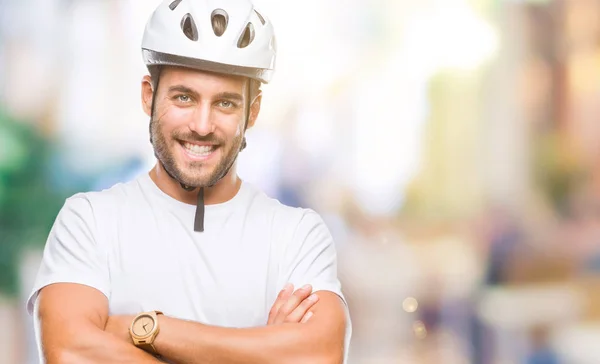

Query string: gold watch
129 310 163 356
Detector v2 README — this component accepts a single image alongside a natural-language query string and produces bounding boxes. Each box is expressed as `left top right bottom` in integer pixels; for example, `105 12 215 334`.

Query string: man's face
144 67 257 187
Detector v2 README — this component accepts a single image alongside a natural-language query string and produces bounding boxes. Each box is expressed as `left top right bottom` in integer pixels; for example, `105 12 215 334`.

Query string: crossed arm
35 282 347 364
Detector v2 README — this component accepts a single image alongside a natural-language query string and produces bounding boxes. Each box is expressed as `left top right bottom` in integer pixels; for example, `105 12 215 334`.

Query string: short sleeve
26 194 110 315
280 209 347 304
280 209 352 362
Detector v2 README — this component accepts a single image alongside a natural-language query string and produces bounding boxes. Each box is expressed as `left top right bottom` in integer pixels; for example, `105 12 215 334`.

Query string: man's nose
188 103 215 135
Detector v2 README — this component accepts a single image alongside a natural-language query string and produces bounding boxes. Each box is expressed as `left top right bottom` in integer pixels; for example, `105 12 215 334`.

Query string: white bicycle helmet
142 0 276 84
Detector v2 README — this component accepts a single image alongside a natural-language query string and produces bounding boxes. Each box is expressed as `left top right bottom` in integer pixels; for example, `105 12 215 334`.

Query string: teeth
183 142 215 157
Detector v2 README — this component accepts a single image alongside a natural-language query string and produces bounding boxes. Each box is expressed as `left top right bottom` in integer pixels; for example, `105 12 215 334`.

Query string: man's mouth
180 141 218 158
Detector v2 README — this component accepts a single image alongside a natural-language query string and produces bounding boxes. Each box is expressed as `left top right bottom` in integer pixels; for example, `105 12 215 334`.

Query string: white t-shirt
27 173 350 353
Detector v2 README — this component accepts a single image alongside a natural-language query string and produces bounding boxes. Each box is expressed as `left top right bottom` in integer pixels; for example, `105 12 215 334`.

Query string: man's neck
149 162 242 206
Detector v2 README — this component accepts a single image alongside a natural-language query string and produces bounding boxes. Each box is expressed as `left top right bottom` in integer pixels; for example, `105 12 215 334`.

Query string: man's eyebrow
167 85 199 97
166 87 243 102
214 92 244 102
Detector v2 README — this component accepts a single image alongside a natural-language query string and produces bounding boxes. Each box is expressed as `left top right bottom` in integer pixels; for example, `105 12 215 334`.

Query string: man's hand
267 283 319 325
105 315 135 344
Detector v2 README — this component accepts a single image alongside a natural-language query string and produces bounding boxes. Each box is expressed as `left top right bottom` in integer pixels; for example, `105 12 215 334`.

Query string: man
26 0 351 363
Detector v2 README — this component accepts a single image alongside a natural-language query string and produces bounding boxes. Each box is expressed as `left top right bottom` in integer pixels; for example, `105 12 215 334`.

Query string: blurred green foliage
533 131 585 215
0 110 69 296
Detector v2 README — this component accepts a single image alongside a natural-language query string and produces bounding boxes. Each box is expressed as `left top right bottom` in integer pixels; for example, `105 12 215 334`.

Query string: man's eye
177 95 191 103
219 100 234 108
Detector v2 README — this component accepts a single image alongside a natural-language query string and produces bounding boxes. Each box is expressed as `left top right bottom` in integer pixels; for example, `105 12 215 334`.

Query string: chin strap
158 165 205 232
194 187 205 232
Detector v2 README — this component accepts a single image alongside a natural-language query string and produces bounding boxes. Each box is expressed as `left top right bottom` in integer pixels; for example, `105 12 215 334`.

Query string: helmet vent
181 13 199 41
211 9 228 37
169 0 183 11
254 10 266 25
237 23 255 48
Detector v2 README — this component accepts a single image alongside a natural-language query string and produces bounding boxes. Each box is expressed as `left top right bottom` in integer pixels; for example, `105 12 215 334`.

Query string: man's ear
246 92 262 129
141 75 154 117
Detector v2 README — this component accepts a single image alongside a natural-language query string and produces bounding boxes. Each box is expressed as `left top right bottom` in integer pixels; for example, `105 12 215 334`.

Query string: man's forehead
160 66 247 92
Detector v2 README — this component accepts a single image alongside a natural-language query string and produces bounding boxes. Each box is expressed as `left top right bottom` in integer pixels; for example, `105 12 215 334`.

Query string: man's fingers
300 311 314 324
268 283 293 324
284 293 319 323
273 284 312 325
267 283 293 325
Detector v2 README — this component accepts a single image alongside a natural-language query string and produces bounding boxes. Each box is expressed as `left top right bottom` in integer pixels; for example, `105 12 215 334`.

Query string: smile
179 141 218 161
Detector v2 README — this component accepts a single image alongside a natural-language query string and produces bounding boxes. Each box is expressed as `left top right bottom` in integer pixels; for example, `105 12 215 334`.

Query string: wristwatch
129 310 163 356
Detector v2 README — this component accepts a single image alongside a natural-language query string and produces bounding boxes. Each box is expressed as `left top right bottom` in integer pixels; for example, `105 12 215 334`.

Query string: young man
26 0 350 363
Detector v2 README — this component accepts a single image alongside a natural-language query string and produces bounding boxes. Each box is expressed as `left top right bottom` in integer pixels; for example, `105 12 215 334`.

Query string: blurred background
1 0 600 363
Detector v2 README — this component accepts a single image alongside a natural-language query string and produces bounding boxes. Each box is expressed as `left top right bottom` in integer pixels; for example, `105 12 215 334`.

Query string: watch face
132 314 156 337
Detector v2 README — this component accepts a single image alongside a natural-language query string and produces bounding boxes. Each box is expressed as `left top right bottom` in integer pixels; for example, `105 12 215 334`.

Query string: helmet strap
194 187 206 232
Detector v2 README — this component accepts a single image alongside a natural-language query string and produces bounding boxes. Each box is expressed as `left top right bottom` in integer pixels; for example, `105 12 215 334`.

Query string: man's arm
154 290 346 364
35 283 162 364
29 196 154 363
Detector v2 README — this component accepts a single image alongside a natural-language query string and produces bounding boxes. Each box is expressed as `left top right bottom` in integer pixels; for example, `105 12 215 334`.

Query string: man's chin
173 176 212 188
174 170 222 188
170 153 234 187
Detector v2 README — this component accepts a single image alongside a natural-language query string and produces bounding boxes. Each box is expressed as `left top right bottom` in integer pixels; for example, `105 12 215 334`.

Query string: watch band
139 342 160 356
